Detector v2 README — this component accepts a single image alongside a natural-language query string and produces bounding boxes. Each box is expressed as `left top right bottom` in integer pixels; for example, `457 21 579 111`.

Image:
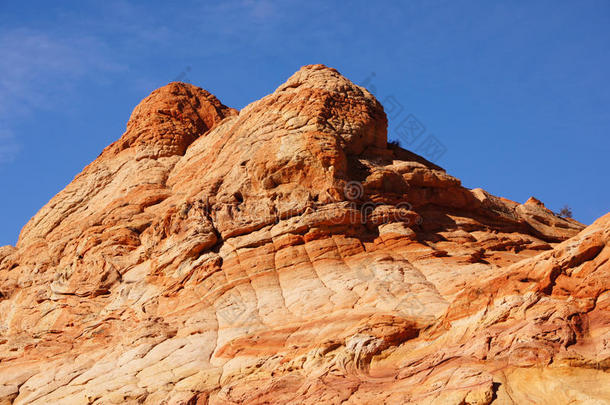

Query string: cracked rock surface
0 64 608 404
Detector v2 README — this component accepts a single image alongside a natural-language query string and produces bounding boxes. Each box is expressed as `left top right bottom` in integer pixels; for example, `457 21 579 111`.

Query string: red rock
0 65 607 404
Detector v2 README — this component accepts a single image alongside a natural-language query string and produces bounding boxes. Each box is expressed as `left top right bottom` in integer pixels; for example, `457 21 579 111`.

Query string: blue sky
1 0 608 246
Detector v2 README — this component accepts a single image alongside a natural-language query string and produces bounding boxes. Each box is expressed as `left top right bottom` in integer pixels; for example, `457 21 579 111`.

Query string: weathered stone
0 65 607 404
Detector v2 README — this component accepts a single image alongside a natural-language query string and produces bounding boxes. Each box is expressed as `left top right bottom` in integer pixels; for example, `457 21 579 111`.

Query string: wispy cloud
0 28 124 117
0 27 125 164
242 0 278 23
0 128 19 164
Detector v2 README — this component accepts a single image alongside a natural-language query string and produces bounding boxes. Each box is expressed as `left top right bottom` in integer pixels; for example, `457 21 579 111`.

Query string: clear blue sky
1 1 608 246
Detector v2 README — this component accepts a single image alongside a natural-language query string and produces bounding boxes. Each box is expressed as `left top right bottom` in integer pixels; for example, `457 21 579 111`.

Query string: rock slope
0 64 608 404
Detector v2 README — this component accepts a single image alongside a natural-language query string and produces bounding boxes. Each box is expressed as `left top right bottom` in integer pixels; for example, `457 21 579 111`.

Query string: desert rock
0 64 607 404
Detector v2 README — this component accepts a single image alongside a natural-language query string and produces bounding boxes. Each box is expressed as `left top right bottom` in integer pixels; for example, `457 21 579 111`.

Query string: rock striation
0 64 608 404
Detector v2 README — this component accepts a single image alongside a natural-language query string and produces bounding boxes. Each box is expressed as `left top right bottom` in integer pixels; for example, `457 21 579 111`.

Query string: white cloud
242 0 277 22
0 28 124 117
0 128 19 164
0 28 126 164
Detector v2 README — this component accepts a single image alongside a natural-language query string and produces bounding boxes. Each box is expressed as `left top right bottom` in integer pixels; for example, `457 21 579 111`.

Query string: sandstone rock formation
0 64 607 404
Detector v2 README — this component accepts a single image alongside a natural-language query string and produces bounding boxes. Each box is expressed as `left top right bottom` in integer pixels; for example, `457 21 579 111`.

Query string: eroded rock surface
0 64 607 404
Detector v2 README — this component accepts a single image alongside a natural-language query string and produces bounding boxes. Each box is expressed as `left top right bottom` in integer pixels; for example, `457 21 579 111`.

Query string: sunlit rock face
0 64 608 405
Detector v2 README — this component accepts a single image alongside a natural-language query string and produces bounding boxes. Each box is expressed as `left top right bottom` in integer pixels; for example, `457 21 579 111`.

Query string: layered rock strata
0 65 607 404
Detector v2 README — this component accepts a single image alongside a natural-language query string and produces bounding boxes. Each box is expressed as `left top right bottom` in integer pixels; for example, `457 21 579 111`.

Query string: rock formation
0 64 607 404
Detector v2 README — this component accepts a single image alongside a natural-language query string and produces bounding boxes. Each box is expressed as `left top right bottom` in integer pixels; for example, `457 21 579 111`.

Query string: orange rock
0 65 607 404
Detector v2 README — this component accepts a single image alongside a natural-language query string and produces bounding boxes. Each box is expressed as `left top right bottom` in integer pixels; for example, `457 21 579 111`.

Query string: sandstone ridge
0 64 607 404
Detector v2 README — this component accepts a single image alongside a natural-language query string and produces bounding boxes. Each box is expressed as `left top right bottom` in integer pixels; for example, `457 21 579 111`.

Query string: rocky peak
107 81 237 159
0 65 607 405
274 64 388 154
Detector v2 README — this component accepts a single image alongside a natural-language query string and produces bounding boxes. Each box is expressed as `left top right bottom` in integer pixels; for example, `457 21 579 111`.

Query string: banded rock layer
0 65 608 404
